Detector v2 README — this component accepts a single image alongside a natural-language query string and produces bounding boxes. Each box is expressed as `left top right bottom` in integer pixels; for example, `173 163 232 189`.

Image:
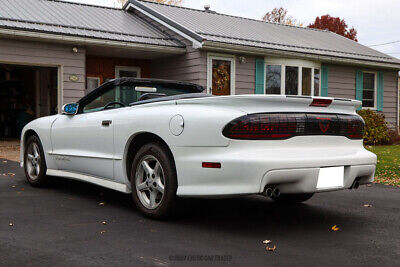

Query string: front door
208 56 235 96
50 82 129 180
51 110 115 180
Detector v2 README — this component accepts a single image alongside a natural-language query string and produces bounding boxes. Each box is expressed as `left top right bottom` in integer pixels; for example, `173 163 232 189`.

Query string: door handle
102 120 112 127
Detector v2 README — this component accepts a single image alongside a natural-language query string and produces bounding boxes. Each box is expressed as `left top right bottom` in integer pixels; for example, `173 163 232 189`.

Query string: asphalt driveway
1 159 399 266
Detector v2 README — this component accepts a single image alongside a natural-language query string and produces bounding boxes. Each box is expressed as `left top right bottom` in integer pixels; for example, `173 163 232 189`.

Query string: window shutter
355 70 363 110
377 72 384 111
321 65 328 96
255 59 265 94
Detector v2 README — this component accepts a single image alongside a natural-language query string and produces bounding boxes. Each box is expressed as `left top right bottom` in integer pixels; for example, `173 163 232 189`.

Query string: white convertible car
20 78 377 218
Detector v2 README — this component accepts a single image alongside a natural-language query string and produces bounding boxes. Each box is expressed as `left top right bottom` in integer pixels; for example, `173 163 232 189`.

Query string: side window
82 84 138 113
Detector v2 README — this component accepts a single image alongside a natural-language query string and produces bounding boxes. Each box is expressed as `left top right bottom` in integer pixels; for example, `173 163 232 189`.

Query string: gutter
0 28 186 54
202 41 400 70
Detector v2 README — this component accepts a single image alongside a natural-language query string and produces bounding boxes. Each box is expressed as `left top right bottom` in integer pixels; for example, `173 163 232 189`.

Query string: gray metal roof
133 0 400 66
0 0 183 47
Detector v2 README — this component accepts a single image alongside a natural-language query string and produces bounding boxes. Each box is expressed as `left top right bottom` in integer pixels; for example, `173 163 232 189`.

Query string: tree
308 15 358 42
262 7 303 27
116 0 183 7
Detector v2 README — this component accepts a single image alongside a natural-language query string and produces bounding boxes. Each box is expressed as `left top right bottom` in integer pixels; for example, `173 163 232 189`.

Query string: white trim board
126 2 203 49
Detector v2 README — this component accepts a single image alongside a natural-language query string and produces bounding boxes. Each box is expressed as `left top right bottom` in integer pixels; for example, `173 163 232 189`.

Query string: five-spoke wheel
24 135 48 186
131 142 177 219
135 155 165 209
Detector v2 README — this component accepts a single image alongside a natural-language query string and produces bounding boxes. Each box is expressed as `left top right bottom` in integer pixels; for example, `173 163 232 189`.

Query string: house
0 0 399 139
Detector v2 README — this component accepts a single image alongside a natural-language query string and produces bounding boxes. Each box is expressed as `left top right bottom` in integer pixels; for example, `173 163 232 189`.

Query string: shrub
357 109 391 145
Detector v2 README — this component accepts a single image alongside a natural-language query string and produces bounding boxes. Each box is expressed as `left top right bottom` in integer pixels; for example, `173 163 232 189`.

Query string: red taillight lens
223 113 364 140
310 98 333 107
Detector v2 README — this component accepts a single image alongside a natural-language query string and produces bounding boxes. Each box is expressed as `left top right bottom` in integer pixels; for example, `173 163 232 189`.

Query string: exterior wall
151 47 207 87
327 65 356 99
233 55 256 94
86 55 151 84
327 64 398 128
0 38 85 105
382 70 398 127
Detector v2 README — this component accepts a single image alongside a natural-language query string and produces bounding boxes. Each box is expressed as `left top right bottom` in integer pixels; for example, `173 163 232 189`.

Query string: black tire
130 142 177 219
24 135 48 186
272 193 314 204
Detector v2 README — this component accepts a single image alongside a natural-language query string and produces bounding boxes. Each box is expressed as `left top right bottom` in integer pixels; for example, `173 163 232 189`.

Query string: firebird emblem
317 117 331 133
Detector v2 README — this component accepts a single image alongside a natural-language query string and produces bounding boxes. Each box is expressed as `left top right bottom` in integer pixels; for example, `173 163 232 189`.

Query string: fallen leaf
3 160 7 163
363 204 372 208
263 240 272 244
98 202 105 206
331 225 339 231
7 173 15 177
266 245 276 252
100 230 106 234
9 223 13 227
102 221 107 225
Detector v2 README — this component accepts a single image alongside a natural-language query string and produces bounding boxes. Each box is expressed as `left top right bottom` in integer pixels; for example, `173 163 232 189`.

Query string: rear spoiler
286 95 361 110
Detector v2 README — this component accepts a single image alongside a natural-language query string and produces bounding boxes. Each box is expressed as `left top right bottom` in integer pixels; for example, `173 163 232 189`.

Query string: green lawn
366 145 400 186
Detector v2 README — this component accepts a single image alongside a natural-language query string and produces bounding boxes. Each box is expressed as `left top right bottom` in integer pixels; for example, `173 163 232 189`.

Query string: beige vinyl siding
327 65 356 99
151 46 207 88
382 71 398 127
0 38 85 105
327 64 398 128
234 55 255 94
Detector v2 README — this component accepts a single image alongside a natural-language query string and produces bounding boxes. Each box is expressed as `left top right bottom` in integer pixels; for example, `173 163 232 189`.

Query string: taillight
222 113 364 140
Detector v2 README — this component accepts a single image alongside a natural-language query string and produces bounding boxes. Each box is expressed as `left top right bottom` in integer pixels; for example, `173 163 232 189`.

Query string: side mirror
62 103 79 115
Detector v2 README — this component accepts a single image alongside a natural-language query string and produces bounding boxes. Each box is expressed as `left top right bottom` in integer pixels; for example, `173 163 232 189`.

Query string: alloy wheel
135 155 165 209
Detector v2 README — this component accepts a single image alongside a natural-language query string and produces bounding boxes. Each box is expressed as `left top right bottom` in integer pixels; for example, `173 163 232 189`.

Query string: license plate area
317 166 344 189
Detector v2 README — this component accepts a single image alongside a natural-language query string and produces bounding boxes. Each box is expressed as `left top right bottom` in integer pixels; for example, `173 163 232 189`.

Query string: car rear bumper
172 136 377 197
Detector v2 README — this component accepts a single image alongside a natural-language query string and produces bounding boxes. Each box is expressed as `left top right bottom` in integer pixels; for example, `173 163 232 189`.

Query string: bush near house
358 109 391 145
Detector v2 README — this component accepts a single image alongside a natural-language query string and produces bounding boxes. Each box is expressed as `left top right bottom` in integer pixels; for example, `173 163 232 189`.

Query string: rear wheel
130 142 177 219
272 193 314 204
24 135 48 186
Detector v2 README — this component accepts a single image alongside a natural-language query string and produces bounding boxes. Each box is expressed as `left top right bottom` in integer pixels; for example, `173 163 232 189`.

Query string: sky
67 0 400 59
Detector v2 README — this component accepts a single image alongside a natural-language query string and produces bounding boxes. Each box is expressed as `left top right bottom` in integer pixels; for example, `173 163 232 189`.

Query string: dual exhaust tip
265 180 360 197
264 187 280 198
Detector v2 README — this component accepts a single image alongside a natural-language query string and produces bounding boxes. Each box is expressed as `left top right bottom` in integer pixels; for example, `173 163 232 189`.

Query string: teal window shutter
255 59 265 94
377 72 384 111
355 70 363 110
321 66 328 96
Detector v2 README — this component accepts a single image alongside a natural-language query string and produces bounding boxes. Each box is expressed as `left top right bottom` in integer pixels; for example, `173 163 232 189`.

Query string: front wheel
24 135 48 186
272 193 314 204
130 142 177 219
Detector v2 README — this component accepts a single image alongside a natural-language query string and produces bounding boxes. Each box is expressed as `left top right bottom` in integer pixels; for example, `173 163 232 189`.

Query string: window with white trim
362 72 377 108
265 58 321 96
115 66 141 78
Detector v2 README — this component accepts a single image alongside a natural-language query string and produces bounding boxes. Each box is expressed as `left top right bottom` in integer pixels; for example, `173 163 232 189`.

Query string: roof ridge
42 0 121 11
136 0 330 33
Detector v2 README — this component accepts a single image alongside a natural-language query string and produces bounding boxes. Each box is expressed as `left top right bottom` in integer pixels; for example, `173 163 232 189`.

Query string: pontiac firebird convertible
20 78 377 218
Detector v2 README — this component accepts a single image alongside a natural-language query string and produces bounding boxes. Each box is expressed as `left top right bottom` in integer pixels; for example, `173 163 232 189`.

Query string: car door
50 82 125 180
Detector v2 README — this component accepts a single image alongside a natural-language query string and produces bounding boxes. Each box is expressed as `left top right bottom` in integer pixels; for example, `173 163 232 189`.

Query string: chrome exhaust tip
273 187 281 198
264 187 273 198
